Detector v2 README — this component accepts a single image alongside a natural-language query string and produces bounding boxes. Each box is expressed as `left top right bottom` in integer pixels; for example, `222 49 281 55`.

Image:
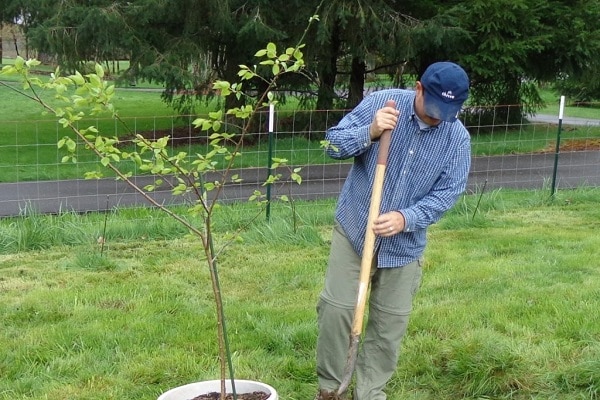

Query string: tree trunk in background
347 57 366 109
316 21 341 111
11 25 20 57
0 23 3 62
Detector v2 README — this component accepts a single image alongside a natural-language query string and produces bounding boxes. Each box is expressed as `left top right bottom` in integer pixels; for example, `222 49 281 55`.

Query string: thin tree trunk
316 21 341 111
0 23 4 62
347 56 366 109
12 27 21 57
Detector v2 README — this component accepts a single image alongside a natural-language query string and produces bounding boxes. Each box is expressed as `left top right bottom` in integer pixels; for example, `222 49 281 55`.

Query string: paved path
530 114 600 126
1 112 598 217
1 150 599 217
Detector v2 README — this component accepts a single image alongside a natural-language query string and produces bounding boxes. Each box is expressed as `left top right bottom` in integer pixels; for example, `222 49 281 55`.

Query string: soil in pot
190 391 269 400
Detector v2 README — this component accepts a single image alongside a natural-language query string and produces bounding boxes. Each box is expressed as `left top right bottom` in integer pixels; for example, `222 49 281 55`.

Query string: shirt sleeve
325 94 376 160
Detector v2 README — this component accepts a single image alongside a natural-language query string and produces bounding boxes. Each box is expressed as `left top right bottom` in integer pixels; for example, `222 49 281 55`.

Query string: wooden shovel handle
350 99 395 335
338 99 396 395
377 128 392 166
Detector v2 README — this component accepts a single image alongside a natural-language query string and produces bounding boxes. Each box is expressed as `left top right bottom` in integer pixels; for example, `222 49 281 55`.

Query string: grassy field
2 66 600 183
1 188 599 399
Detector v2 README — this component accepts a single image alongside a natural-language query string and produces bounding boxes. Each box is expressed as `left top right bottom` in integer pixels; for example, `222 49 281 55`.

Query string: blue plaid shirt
326 89 471 268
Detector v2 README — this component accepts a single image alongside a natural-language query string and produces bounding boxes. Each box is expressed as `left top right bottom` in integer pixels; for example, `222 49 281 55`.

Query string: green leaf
66 139 77 152
95 63 105 78
208 110 221 120
272 63 280 75
14 57 25 70
266 42 277 57
249 190 264 202
172 184 187 196
87 73 102 87
84 171 102 179
25 59 41 68
70 71 85 85
291 173 302 184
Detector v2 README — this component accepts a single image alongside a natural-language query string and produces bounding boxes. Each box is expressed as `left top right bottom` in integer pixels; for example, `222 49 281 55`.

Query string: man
316 62 471 400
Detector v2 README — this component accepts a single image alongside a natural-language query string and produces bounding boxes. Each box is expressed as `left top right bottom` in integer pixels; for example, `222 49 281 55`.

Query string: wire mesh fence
1 104 599 217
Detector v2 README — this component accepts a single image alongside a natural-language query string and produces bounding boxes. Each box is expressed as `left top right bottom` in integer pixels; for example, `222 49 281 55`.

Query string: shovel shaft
351 163 385 335
337 101 394 395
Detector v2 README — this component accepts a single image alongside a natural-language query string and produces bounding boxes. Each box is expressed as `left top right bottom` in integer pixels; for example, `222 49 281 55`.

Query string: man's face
415 82 442 126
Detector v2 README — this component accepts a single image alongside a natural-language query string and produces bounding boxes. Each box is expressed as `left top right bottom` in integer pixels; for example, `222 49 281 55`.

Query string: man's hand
373 211 405 237
370 101 399 140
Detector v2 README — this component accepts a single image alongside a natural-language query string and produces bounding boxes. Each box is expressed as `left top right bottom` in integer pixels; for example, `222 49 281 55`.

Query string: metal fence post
266 103 275 221
550 96 566 197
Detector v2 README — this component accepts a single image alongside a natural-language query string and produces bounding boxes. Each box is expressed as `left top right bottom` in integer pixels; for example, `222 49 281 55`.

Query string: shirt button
409 150 414 155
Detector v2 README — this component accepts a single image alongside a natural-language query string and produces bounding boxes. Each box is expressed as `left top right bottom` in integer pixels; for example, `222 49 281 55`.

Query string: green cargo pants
316 223 423 400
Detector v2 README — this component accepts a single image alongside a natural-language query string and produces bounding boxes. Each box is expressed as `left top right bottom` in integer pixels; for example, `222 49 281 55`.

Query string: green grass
2 68 600 183
469 123 600 156
0 78 333 182
537 86 600 119
1 189 600 399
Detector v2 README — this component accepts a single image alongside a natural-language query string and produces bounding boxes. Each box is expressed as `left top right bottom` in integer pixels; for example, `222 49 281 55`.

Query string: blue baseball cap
420 62 469 122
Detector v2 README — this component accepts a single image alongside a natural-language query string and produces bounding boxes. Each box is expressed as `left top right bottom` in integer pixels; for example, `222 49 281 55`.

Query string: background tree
440 0 551 124
542 0 600 104
310 0 425 111
441 0 600 124
0 0 24 61
8 0 600 119
117 0 315 113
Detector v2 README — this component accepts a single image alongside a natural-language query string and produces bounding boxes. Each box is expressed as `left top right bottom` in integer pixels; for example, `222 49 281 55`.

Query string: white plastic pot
158 379 278 400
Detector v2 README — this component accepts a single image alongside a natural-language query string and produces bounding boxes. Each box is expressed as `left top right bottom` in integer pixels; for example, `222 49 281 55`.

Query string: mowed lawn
3 69 600 183
1 189 599 400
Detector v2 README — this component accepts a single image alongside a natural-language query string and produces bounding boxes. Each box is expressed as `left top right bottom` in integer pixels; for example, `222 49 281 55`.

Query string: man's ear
415 81 423 93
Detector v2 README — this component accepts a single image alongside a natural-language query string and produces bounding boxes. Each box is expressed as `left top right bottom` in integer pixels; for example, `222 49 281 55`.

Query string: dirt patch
122 127 204 146
539 138 600 153
189 391 269 400
127 128 600 154
121 126 263 147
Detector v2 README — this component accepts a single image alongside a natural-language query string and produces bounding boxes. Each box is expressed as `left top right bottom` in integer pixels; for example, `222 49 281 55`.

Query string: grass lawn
1 188 599 399
537 87 600 119
2 67 600 183
1 84 599 183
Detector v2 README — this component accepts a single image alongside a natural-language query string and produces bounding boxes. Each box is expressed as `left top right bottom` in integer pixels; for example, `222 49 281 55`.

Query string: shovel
337 99 395 396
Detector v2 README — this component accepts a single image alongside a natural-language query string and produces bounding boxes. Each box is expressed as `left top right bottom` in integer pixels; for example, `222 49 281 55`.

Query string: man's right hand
369 100 399 140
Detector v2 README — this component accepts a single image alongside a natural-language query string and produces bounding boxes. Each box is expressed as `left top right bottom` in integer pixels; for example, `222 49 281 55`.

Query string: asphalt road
1 114 599 216
529 114 600 126
1 149 599 217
